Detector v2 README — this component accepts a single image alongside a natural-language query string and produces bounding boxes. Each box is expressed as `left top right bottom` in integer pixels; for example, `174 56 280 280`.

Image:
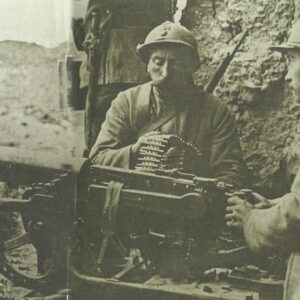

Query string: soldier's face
285 50 300 102
147 45 194 93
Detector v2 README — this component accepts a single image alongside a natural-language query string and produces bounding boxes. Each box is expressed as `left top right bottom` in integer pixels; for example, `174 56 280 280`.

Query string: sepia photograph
0 0 299 299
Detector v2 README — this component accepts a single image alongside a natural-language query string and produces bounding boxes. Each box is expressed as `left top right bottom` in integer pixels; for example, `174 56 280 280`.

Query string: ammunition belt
135 134 202 173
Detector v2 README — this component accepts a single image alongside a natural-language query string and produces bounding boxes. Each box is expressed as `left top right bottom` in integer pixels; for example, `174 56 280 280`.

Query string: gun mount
72 164 285 300
0 147 84 294
0 148 284 299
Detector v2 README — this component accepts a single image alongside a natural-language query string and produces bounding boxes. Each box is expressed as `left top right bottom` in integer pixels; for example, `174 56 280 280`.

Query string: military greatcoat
80 0 176 151
244 168 300 300
90 82 246 187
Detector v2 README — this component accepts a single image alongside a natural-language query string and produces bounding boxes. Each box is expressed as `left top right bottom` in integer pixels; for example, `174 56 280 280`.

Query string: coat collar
132 82 152 131
132 82 205 133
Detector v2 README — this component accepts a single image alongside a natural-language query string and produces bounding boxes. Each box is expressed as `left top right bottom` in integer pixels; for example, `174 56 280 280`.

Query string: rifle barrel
205 29 248 94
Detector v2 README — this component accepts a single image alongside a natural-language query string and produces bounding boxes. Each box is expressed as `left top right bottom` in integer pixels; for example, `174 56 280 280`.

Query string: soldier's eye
153 57 165 66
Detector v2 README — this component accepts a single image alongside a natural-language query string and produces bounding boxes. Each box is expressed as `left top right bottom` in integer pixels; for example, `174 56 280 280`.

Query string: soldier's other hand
131 131 160 154
225 196 254 229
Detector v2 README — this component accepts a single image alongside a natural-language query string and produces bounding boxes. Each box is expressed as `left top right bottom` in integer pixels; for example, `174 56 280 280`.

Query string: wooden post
57 59 66 112
66 55 83 110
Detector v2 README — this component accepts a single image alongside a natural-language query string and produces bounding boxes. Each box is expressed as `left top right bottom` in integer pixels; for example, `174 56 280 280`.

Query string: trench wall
186 0 300 196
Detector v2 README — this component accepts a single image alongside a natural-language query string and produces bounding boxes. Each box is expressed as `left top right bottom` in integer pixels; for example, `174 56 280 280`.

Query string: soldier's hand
225 196 254 228
131 131 160 154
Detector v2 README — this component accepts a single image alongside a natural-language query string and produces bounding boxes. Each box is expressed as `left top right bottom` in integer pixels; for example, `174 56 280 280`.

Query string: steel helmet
136 21 200 69
270 20 300 52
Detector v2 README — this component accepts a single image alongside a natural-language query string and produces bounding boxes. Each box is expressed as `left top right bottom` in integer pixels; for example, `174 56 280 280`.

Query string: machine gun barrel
90 165 234 193
0 146 85 185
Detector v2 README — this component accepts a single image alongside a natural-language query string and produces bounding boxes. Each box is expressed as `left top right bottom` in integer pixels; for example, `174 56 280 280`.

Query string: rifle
83 11 112 154
205 30 248 94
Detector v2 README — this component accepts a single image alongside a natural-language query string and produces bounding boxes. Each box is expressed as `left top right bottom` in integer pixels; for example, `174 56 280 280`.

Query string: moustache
152 76 189 88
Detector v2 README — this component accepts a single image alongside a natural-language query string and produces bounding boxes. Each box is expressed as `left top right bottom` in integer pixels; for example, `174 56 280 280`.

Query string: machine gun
74 164 241 277
0 150 284 300
72 164 284 300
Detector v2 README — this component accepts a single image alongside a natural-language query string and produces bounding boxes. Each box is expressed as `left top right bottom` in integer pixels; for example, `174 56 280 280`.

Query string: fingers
226 220 241 228
250 192 271 208
225 204 244 216
225 206 238 228
227 193 268 210
254 200 273 209
251 192 267 203
225 211 243 228
225 199 253 229
139 131 161 143
254 202 267 209
225 212 235 220
227 196 245 206
132 131 161 154
143 131 160 137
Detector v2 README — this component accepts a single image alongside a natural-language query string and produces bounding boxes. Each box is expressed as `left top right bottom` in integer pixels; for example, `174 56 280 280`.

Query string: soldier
80 0 177 155
226 20 300 300
89 21 247 187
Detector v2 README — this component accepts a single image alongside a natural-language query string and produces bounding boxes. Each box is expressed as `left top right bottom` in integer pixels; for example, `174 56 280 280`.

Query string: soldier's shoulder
119 82 152 102
195 87 228 113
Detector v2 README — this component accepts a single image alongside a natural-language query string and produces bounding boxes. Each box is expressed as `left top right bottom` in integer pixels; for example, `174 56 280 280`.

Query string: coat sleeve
209 102 247 187
89 92 135 168
243 168 300 254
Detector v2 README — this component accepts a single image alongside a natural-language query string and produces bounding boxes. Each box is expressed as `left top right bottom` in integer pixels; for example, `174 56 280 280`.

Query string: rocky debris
0 103 74 154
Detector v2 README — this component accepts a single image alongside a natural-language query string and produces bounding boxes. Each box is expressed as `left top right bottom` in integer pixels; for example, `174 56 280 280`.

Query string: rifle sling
137 107 176 138
97 181 125 271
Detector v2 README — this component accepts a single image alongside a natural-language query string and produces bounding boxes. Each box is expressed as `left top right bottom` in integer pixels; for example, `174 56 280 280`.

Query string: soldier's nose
160 61 169 78
285 71 292 83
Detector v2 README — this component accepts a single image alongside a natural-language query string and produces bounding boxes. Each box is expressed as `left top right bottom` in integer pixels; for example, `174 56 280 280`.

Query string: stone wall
186 0 300 196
